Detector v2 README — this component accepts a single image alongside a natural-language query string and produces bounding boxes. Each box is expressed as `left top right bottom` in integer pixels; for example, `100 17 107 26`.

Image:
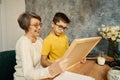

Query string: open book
54 71 95 80
54 37 101 80
62 37 102 70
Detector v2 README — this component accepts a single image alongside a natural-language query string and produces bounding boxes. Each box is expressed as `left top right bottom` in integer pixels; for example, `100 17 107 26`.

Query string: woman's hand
57 58 68 72
48 58 68 77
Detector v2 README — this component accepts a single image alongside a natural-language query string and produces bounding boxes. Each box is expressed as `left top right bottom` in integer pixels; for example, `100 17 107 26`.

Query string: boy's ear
51 21 55 28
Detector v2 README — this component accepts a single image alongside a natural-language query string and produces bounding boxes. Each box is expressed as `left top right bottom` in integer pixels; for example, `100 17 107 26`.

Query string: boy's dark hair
17 12 41 32
53 12 70 24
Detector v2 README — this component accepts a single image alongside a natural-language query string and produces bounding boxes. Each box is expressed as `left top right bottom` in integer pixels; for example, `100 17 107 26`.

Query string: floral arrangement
98 24 120 42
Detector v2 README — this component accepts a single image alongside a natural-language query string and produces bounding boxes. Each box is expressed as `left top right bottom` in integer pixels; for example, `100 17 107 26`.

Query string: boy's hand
80 57 86 64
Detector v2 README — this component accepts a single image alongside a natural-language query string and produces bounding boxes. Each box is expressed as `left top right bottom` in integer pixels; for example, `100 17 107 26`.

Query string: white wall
0 0 25 51
0 0 2 51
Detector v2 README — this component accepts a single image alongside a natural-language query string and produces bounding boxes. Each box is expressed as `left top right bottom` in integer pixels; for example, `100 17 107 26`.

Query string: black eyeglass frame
55 23 68 31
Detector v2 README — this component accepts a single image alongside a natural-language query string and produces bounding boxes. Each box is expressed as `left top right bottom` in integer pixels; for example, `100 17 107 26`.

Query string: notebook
62 37 102 70
54 71 95 80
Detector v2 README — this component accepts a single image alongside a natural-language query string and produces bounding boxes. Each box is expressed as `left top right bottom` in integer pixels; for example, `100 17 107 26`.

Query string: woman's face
27 17 41 37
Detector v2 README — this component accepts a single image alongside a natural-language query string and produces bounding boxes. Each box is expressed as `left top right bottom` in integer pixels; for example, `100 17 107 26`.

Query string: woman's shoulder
16 35 31 48
16 35 31 44
18 35 30 41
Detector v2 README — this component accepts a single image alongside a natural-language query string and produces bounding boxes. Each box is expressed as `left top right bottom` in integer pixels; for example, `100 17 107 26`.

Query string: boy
41 12 70 67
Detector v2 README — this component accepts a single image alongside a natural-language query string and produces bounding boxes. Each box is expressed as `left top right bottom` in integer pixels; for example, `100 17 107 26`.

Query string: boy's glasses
55 24 68 31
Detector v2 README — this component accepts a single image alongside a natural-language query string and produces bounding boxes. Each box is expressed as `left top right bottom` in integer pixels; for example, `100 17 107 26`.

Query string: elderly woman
14 12 67 80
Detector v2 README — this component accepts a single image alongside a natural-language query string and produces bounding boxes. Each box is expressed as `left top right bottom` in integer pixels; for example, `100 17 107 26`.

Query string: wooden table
68 60 110 80
43 58 112 80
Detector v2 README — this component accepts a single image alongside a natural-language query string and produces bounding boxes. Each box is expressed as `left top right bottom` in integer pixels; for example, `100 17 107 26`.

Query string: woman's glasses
30 23 42 27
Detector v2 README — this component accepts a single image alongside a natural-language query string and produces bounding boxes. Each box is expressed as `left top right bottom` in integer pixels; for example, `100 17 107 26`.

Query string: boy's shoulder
44 32 67 41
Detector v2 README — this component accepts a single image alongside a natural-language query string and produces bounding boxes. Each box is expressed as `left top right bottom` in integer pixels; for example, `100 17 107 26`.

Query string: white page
54 71 95 80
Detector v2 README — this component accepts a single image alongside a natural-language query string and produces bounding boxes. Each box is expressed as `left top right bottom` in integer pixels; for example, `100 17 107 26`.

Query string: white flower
117 38 120 42
98 25 120 42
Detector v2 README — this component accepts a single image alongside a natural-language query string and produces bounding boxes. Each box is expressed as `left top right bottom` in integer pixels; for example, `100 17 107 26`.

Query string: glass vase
107 40 119 61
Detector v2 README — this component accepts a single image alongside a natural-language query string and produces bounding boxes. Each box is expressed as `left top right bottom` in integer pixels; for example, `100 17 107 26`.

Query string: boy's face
52 20 68 36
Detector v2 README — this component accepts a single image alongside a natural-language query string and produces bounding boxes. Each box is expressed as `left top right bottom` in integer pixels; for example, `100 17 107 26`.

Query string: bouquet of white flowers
98 24 120 42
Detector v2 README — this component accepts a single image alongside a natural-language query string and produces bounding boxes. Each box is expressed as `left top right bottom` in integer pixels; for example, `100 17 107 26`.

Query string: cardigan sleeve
16 37 52 80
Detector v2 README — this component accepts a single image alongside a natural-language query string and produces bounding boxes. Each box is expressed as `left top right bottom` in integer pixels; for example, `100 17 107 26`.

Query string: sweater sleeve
17 38 52 80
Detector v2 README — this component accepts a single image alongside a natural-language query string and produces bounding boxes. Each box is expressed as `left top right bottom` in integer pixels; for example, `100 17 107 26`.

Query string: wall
25 0 120 56
0 0 2 50
0 0 25 51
